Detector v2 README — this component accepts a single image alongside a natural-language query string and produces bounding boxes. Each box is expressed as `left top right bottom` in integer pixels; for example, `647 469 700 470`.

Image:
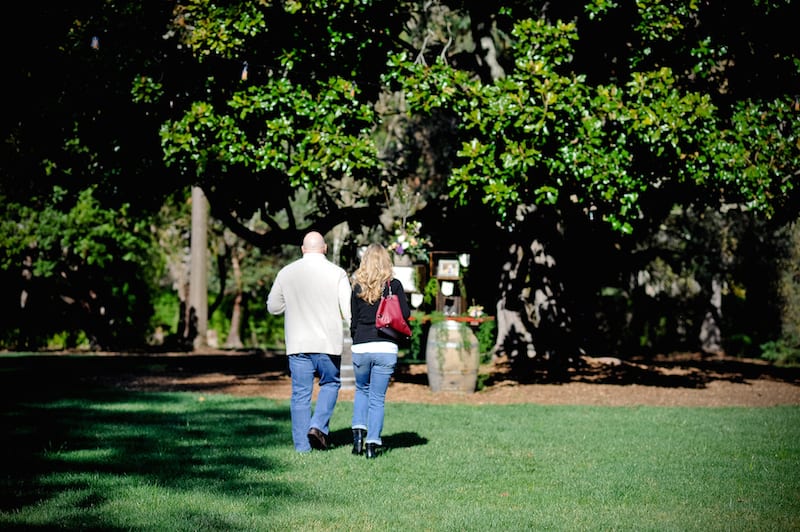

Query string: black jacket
350 278 411 345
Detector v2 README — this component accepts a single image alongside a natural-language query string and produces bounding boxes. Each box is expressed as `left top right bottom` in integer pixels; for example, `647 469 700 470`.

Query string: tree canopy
388 2 799 233
151 1 798 243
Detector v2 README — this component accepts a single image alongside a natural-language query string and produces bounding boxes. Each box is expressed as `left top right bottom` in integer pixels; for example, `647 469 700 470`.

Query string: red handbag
375 281 412 339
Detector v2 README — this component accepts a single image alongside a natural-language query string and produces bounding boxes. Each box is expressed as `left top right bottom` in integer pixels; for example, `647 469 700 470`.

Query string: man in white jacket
267 231 352 452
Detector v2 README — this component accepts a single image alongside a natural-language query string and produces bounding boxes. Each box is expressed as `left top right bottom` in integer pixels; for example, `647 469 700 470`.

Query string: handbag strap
384 280 393 297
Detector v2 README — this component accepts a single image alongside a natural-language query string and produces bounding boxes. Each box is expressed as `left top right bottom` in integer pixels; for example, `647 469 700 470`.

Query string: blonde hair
353 243 394 304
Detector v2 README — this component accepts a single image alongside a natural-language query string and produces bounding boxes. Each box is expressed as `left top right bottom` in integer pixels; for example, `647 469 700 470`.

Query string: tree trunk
329 222 349 266
224 249 244 349
189 186 209 350
699 277 723 354
467 2 506 83
779 218 800 343
491 206 579 379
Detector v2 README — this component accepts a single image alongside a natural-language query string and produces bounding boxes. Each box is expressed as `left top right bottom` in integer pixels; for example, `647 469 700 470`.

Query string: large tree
385 1 799 370
158 1 798 367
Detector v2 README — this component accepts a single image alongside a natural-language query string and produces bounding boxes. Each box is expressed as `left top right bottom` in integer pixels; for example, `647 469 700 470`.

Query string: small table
411 315 494 327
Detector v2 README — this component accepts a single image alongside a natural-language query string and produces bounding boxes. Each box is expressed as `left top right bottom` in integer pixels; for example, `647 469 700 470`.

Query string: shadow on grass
325 429 428 457
0 352 297 518
0 350 290 396
382 431 429 449
328 426 427 451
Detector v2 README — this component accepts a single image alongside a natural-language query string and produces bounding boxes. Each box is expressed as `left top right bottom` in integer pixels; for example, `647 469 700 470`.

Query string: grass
1 355 799 530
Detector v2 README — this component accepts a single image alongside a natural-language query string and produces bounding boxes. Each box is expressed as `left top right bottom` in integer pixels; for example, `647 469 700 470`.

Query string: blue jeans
352 352 397 445
288 354 341 452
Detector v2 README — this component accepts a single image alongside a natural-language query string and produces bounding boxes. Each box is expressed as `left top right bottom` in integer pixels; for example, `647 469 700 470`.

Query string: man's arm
338 273 353 328
267 278 285 315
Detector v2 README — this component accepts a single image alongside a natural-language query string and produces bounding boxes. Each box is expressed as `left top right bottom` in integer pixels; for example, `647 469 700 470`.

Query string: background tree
0 2 184 349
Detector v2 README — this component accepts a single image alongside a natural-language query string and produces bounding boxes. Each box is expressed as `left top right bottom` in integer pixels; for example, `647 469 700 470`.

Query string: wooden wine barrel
425 320 479 393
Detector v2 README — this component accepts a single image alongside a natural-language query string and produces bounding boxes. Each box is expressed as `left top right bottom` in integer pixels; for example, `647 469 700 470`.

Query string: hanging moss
423 278 440 309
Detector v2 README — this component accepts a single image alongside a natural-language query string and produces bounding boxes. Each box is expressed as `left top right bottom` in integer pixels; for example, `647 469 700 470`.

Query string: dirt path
110 350 800 407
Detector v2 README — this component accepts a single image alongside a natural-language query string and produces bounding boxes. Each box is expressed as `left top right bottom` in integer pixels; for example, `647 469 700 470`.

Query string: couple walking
266 231 411 458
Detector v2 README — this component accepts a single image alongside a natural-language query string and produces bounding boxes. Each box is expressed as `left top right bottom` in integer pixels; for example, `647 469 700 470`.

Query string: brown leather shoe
307 427 329 450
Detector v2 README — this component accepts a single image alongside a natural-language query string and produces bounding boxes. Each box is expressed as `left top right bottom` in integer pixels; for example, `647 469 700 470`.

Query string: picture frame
436 259 460 279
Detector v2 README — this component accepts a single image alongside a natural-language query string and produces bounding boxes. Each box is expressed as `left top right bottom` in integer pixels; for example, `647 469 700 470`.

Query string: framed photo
436 259 460 279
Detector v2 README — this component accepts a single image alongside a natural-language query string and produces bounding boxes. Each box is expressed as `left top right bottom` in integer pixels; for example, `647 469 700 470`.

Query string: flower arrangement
388 220 431 263
467 305 485 318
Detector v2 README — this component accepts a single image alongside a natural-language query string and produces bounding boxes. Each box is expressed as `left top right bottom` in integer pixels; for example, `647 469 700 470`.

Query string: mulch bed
7 349 797 407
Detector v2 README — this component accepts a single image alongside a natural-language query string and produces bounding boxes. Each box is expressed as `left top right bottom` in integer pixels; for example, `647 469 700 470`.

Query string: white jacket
267 253 352 356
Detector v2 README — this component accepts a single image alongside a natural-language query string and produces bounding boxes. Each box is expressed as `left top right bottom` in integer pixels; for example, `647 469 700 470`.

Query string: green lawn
1 354 799 531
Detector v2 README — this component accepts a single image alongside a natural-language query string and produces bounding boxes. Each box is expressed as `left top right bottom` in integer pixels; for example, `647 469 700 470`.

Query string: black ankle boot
365 442 378 459
352 429 366 455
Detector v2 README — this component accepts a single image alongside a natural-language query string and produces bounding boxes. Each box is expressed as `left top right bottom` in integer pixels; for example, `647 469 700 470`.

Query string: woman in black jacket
349 243 411 458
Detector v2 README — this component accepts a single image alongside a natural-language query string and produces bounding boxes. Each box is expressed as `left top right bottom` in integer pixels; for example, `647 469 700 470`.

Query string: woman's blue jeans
352 352 397 445
288 353 341 452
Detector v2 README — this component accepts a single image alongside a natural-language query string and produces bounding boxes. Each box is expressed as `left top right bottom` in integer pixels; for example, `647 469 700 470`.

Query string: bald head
302 231 327 254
